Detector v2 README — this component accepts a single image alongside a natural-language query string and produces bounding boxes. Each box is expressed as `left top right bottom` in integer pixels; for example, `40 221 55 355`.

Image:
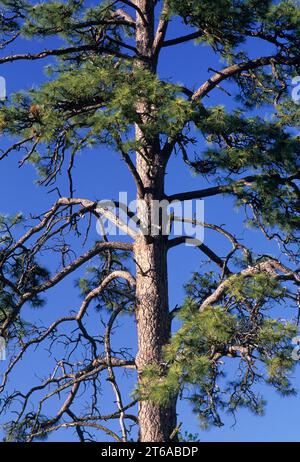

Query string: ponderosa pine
0 0 299 442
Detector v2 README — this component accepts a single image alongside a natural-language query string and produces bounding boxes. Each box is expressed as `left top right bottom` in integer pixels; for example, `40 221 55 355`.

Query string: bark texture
134 232 177 442
134 0 177 442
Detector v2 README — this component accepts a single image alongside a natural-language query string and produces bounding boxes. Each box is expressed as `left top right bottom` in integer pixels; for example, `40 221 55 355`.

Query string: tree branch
105 304 129 442
192 54 300 100
0 44 136 66
0 241 133 336
199 259 300 312
153 2 170 58
114 8 136 27
162 30 203 48
76 270 135 321
167 172 300 202
168 236 228 273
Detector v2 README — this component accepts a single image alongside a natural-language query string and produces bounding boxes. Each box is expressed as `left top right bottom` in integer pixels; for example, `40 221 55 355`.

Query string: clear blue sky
0 2 299 442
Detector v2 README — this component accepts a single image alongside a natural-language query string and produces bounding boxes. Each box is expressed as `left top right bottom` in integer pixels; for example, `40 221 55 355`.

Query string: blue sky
0 2 300 442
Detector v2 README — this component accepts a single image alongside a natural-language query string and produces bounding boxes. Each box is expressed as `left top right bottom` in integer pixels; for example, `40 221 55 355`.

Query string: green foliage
169 0 300 64
0 2 299 244
0 0 300 439
139 270 297 427
178 430 200 442
0 213 49 322
0 57 193 183
3 421 28 442
0 0 28 42
3 415 49 442
227 272 286 302
169 0 272 55
21 0 128 44
191 104 300 237
22 0 84 38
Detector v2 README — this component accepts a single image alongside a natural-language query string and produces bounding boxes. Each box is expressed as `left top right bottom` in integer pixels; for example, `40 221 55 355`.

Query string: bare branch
32 421 123 442
0 241 133 336
168 236 228 273
105 304 129 441
153 2 170 58
162 31 203 48
114 8 136 27
76 270 135 321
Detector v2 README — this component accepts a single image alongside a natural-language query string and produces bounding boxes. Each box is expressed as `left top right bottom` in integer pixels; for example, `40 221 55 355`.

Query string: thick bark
134 0 177 442
134 229 177 442
134 155 177 441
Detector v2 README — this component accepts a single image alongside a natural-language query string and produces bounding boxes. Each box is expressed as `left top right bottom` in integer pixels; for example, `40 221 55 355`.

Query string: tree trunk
134 155 177 441
134 0 177 442
134 230 177 442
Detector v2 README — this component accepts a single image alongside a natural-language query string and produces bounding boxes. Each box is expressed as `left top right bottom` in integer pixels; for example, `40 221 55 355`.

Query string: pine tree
0 0 299 442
